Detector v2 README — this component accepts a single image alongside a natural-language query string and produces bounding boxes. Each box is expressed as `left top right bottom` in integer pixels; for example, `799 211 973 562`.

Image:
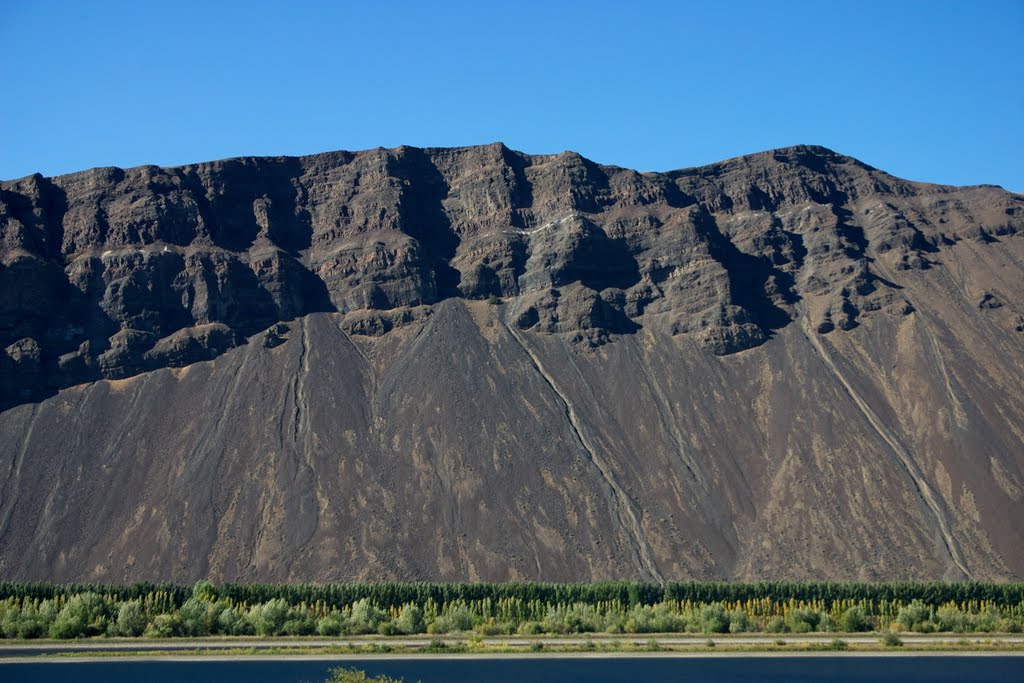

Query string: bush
728 609 751 633
432 603 474 633
317 612 346 636
882 631 903 647
423 639 454 653
518 621 543 635
839 606 870 632
895 600 930 632
699 604 730 634
377 621 400 636
786 608 820 634
830 638 848 650
766 616 787 633
476 618 511 636
544 603 603 634
623 604 685 634
998 618 1022 633
327 667 405 683
284 617 316 636
935 606 968 633
817 612 838 632
144 613 183 638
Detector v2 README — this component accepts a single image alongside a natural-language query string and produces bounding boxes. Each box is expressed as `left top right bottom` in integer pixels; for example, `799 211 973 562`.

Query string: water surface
3 655 1022 682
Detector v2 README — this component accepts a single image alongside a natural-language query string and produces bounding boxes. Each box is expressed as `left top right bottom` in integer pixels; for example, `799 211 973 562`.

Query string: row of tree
0 581 1021 639
3 580 1021 611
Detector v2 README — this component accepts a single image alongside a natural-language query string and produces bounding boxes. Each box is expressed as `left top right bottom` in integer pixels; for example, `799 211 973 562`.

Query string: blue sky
1 1 1021 191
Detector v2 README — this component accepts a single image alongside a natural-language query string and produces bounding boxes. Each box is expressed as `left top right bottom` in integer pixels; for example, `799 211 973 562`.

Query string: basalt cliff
1 144 1023 583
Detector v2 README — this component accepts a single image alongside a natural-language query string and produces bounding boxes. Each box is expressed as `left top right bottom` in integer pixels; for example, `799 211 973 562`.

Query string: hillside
1 143 1023 582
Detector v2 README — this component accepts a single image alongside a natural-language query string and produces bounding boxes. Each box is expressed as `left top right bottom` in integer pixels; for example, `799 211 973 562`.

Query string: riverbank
2 633 1022 661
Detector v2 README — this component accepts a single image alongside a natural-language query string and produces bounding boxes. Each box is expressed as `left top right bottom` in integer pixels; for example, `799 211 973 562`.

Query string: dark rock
978 292 1004 309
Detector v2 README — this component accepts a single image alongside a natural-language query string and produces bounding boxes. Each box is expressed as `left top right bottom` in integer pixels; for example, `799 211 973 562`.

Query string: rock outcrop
1 144 1023 582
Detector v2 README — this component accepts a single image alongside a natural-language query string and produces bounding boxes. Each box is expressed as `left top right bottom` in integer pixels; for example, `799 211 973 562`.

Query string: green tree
248 599 289 636
49 593 111 639
114 600 147 637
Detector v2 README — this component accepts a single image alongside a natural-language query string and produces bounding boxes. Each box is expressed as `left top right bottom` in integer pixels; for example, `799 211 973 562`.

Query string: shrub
317 612 346 637
817 612 838 632
327 667 405 683
728 609 751 633
476 618 510 636
766 616 787 633
699 604 730 634
544 603 603 634
623 604 685 634
830 638 848 650
998 618 1022 633
144 613 183 638
895 600 930 632
423 639 453 653
882 631 903 647
518 621 543 635
284 617 316 636
839 606 869 633
432 603 474 633
377 621 400 636
786 608 820 634
935 606 968 633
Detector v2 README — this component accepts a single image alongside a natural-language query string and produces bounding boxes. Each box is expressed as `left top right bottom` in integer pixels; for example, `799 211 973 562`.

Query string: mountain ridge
1 143 1022 583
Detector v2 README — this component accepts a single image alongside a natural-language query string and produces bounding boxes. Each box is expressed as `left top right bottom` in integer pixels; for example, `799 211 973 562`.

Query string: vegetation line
799 313 970 579
502 304 663 583
1 580 1023 641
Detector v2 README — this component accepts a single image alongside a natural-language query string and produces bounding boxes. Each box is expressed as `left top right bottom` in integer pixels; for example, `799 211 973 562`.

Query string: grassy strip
29 639 1024 659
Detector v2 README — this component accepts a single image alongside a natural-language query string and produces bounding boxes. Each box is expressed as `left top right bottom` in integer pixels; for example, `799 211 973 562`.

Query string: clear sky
2 1 1021 191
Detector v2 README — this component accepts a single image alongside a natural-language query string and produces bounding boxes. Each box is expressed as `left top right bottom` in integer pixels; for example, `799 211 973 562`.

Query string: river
2 655 1023 682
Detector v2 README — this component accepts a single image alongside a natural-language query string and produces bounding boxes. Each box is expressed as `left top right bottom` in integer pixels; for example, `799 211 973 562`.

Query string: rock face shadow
387 148 462 300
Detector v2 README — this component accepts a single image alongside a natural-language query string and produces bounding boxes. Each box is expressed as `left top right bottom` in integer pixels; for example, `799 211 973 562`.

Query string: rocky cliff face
2 144 1023 582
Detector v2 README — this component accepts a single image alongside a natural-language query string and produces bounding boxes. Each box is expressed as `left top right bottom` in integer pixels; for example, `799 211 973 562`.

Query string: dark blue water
2 656 1022 682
